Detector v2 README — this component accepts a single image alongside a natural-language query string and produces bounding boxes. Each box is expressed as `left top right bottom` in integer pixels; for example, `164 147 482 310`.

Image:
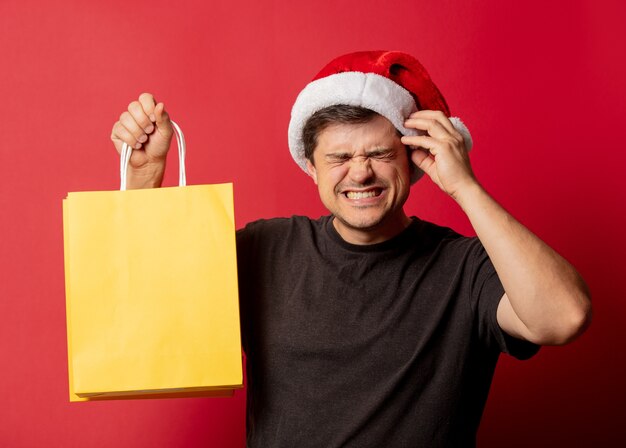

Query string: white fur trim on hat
449 117 473 153
288 71 473 184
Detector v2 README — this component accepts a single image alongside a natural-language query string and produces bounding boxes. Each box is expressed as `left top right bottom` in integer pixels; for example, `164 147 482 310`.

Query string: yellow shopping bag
63 122 242 402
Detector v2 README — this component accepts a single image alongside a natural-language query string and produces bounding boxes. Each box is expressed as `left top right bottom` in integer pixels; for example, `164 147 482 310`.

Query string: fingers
110 93 166 151
402 110 467 159
153 102 172 137
403 111 477 196
112 98 151 150
401 134 440 155
128 97 154 133
405 110 464 143
137 93 170 132
410 148 436 177
138 93 157 123
111 121 140 153
117 111 147 149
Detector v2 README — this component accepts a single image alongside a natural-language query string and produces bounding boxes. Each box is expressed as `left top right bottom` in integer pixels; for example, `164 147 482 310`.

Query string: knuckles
432 110 446 120
127 101 145 118
449 133 464 146
138 92 154 103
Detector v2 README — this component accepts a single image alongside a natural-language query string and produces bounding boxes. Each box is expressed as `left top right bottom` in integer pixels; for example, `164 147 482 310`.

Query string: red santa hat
288 50 472 183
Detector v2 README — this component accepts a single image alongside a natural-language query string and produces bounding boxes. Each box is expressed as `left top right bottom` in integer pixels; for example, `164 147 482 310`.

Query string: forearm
401 110 591 343
455 182 592 344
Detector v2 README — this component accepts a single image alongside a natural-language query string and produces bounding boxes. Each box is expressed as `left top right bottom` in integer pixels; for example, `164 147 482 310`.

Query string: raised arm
110 93 174 189
401 110 592 346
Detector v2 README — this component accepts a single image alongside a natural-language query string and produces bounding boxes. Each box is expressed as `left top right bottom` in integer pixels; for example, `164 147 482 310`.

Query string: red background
1 0 624 446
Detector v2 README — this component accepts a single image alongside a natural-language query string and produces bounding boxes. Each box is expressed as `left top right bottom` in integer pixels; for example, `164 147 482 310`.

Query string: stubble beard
333 203 392 233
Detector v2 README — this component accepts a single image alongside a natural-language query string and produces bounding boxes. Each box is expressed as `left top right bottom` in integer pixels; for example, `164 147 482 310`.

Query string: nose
348 156 374 184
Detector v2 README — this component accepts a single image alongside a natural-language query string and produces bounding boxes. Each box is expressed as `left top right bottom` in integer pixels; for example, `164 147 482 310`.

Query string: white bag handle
120 120 186 191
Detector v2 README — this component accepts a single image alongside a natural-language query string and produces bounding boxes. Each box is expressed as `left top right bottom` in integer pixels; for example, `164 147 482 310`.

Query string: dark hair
302 105 380 163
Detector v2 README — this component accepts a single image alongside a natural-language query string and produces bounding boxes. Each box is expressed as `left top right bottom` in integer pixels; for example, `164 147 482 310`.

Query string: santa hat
288 50 472 183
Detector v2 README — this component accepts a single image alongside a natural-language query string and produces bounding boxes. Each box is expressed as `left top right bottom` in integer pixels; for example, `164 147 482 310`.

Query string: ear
306 160 318 185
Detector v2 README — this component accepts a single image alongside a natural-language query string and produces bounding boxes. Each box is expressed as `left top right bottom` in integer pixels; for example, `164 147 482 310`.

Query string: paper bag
63 121 242 401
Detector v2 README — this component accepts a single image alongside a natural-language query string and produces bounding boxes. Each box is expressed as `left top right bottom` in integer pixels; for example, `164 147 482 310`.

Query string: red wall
1 0 624 446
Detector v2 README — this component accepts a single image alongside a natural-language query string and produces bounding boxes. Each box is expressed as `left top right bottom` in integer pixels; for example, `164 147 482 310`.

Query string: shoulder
412 217 471 247
238 215 326 235
237 215 329 247
414 218 461 241
411 218 488 263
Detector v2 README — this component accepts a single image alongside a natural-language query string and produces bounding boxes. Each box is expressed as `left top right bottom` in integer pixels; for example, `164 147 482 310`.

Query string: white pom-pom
449 117 473 151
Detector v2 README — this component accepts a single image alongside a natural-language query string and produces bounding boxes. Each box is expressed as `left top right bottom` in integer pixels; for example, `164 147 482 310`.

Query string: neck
332 212 412 245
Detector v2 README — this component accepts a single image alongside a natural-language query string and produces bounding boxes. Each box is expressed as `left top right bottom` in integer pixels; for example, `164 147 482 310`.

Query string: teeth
346 191 377 199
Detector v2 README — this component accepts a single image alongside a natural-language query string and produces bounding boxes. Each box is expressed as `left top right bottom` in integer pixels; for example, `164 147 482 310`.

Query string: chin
335 213 388 232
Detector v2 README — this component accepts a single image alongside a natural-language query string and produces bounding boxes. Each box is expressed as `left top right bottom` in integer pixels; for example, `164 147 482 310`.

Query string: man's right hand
111 93 174 189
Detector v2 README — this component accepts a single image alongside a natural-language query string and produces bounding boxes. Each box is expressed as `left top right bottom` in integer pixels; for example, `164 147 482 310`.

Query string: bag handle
120 120 186 191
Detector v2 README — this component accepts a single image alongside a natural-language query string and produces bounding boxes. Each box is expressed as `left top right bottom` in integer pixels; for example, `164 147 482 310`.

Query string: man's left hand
401 110 478 200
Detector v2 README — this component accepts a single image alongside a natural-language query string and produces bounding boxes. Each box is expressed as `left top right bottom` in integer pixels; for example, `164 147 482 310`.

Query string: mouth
342 188 383 200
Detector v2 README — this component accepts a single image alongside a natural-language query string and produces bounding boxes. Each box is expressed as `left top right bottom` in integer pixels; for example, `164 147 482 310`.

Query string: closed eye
324 149 396 164
367 149 396 160
326 153 352 164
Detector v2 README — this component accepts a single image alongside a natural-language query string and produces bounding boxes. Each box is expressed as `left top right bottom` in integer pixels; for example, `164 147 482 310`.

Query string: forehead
315 114 401 154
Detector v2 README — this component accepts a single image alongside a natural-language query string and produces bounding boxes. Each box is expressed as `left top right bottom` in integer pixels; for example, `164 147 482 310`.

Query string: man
111 51 591 447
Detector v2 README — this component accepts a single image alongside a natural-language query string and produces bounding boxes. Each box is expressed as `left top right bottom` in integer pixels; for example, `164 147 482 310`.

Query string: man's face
306 114 412 244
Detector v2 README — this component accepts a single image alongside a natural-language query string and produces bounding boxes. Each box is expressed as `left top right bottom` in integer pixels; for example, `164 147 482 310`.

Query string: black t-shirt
236 215 539 447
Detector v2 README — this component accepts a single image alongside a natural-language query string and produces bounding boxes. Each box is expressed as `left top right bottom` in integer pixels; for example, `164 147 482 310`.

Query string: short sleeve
469 239 540 360
236 223 259 356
